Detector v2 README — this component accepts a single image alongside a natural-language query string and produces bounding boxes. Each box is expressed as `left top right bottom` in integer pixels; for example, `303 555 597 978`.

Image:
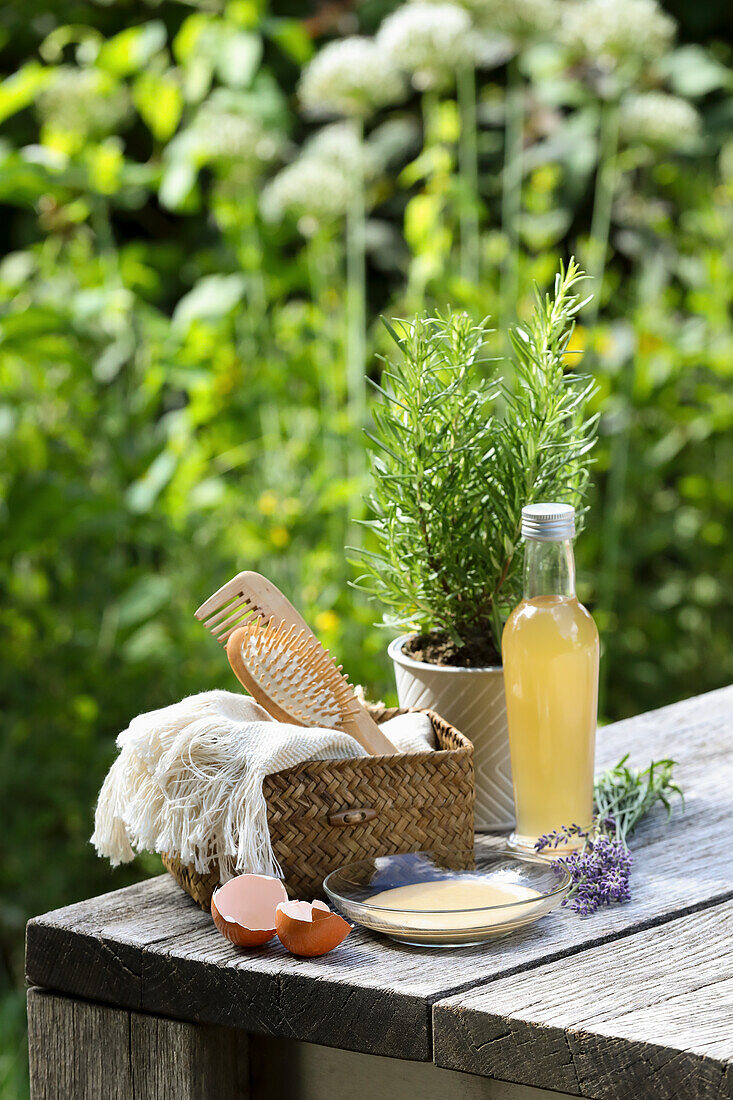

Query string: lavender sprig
535 757 683 916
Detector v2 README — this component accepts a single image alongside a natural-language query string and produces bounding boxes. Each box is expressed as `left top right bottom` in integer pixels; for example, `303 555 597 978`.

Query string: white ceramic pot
388 634 514 833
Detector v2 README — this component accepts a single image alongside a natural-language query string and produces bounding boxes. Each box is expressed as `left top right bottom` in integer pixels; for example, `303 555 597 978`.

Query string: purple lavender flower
535 822 633 915
534 757 682 916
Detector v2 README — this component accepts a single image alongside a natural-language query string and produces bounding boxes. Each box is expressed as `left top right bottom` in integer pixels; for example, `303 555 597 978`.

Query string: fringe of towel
91 690 434 882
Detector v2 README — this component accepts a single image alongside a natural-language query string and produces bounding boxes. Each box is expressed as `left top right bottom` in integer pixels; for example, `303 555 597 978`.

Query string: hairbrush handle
340 707 397 756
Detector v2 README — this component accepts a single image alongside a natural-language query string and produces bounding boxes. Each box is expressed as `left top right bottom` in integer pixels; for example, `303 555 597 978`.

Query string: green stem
246 213 267 320
305 234 339 457
345 115 367 459
90 195 115 257
589 99 623 710
236 206 267 363
406 90 443 305
259 402 283 461
457 63 480 287
586 99 620 326
501 55 523 338
597 365 633 710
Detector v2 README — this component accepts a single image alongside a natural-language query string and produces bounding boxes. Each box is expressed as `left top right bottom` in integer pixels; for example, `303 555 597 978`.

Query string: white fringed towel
91 690 435 882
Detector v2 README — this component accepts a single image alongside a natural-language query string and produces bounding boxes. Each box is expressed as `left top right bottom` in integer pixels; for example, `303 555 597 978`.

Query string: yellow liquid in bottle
502 595 599 850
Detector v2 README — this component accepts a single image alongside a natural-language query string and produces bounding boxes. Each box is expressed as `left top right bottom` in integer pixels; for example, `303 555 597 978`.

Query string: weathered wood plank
129 1010 249 1098
26 875 211 1010
25 686 733 1062
28 988 132 1100
142 929 433 1060
249 1035 570 1099
433 899 733 1099
27 988 249 1099
26 987 572 1099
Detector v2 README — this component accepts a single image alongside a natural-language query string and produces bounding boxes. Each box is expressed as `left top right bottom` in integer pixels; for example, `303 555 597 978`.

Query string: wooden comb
226 620 396 756
195 571 311 645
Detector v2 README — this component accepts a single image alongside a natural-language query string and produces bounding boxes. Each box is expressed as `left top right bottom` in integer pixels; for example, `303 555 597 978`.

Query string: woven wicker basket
162 704 474 907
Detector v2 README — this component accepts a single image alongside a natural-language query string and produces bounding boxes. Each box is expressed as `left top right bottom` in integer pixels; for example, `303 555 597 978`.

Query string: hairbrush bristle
237 619 359 727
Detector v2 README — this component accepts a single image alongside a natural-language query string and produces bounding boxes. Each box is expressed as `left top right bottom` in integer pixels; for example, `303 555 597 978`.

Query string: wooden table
26 686 733 1099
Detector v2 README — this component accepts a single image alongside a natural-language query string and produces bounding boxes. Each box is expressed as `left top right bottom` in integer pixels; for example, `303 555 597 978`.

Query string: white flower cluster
261 157 353 228
304 121 379 181
465 0 559 42
620 92 700 147
472 31 515 70
562 0 676 70
377 2 475 91
299 36 404 118
37 67 130 137
262 118 391 230
261 128 359 223
614 191 669 228
193 108 281 167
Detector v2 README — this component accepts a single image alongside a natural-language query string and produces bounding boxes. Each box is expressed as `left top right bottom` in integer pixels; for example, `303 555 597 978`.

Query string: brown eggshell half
211 873 288 947
275 899 351 957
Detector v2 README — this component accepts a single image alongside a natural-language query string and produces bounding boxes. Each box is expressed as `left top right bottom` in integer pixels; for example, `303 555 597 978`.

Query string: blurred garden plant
0 0 731 1094
354 260 597 664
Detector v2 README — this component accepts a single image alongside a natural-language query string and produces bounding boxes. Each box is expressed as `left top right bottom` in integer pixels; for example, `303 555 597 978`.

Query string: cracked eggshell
275 899 351 957
211 873 288 947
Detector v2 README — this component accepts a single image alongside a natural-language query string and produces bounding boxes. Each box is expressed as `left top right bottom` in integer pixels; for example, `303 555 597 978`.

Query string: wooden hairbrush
226 620 396 756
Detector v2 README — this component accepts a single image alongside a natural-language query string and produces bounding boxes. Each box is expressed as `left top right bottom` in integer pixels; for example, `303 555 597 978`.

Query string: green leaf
172 274 247 331
97 21 167 77
266 19 314 65
125 450 178 513
215 32 262 88
0 63 50 126
115 574 173 628
404 194 441 252
122 621 173 663
659 45 732 98
173 13 212 64
133 72 183 142
159 158 198 211
519 210 572 250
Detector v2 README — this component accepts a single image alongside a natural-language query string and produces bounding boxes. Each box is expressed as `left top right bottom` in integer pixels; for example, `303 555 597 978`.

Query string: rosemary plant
353 259 598 664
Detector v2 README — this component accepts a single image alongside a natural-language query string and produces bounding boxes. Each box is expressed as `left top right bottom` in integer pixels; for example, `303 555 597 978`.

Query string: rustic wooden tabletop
26 686 733 1100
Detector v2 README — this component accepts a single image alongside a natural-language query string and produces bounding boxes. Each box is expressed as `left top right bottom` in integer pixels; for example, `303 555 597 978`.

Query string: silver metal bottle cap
521 503 575 541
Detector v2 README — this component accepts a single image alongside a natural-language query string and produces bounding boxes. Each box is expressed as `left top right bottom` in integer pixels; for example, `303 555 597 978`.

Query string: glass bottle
502 504 599 851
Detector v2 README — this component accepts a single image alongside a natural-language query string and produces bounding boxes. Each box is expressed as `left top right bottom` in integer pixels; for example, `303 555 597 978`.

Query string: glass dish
323 850 571 947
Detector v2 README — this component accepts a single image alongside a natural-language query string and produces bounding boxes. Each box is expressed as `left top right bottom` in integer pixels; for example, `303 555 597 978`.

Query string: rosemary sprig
593 754 684 848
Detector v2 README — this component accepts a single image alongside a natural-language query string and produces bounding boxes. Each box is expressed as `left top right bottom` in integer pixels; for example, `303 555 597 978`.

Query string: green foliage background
0 1 731 1093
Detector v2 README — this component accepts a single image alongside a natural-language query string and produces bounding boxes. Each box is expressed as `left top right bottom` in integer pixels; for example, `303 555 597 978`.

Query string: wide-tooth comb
195 571 311 645
226 620 396 755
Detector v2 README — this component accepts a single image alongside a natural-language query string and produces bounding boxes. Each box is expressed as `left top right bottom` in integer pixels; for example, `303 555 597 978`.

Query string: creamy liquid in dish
366 879 542 933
